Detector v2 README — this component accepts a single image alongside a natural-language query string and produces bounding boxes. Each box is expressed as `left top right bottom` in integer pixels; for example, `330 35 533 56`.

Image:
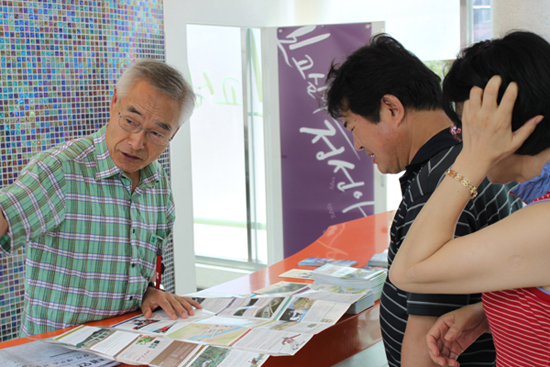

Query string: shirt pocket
136 231 165 280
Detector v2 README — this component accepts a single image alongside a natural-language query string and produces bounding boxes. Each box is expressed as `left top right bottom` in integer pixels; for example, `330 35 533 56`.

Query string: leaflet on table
103 291 355 356
252 281 373 304
311 263 387 288
101 306 314 356
0 340 121 367
224 328 313 356
253 281 310 295
189 286 372 328
303 283 374 304
278 268 313 279
216 295 288 319
193 296 245 314
367 249 389 267
48 285 373 361
113 296 333 354
253 318 331 334
298 257 358 267
50 325 269 367
112 308 215 334
273 295 350 324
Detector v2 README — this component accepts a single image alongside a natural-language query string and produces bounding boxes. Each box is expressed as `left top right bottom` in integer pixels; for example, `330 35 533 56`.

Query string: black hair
325 34 443 122
443 31 550 155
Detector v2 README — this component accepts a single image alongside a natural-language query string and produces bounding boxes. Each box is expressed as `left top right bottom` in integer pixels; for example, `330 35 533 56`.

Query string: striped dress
483 288 550 366
483 163 550 366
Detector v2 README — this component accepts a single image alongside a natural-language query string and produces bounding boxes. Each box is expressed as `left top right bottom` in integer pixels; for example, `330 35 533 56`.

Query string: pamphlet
254 281 309 295
311 264 387 300
298 257 358 267
367 249 388 267
50 325 269 367
0 340 121 367
311 264 386 288
278 269 313 279
34 282 378 366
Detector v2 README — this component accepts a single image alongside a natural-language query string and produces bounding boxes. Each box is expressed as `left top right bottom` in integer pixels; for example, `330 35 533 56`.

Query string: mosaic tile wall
0 0 177 341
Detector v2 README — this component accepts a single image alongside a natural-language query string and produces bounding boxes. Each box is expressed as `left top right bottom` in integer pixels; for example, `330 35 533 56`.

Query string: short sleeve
403 205 477 316
407 292 474 316
158 176 176 246
406 179 514 317
166 190 175 234
0 154 66 253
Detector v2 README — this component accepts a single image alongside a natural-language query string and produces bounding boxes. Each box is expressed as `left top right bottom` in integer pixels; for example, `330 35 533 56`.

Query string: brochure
254 281 310 295
0 340 121 367
298 257 358 267
367 249 389 267
50 325 269 367
278 269 313 279
311 264 386 288
39 282 377 365
311 264 387 301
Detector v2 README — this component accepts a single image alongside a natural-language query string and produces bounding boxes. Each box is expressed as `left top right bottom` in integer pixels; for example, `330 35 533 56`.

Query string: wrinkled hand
426 303 490 367
141 286 202 319
460 75 542 174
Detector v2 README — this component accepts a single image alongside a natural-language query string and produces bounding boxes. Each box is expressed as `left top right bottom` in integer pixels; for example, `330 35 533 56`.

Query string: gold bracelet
446 169 478 198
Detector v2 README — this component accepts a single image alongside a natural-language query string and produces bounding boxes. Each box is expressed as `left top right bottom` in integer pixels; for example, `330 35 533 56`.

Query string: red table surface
0 211 394 367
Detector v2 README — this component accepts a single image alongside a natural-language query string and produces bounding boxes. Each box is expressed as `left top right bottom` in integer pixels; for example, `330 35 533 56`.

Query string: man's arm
402 315 442 367
0 210 8 238
141 285 202 319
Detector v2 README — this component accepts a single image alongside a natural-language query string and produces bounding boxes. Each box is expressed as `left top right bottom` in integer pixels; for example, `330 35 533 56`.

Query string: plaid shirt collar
93 125 162 189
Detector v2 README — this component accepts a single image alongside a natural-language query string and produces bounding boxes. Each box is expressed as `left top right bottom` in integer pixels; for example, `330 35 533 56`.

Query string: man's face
340 108 406 174
106 80 181 180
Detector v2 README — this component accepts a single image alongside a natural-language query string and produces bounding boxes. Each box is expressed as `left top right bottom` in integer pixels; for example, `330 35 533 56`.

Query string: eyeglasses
117 112 172 146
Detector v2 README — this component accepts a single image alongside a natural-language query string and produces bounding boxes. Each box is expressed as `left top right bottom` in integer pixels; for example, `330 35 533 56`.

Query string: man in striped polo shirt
0 59 201 336
325 35 522 366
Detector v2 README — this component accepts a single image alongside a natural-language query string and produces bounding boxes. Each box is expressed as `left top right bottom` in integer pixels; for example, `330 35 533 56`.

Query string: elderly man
0 59 200 336
325 35 522 367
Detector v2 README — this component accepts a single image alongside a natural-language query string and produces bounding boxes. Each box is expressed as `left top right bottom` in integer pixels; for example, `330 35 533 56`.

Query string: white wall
164 0 461 292
168 0 460 59
492 0 550 39
164 3 196 295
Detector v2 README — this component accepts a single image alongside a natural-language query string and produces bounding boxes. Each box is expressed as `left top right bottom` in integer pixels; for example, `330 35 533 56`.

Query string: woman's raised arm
389 76 548 294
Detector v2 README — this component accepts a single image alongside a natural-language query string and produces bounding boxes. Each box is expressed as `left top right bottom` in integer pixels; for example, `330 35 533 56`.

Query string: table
0 211 393 366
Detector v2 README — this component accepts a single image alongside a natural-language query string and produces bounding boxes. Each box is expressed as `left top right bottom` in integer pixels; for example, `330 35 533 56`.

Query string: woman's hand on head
459 75 542 175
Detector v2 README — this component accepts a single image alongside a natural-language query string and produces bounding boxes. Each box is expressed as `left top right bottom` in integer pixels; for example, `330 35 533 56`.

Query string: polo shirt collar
400 127 460 192
93 125 162 188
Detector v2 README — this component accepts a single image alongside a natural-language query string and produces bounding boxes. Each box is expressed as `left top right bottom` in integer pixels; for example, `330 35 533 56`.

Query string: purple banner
278 23 375 257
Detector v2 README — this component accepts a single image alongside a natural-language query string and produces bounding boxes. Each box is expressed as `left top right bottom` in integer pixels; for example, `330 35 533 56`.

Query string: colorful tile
0 0 174 342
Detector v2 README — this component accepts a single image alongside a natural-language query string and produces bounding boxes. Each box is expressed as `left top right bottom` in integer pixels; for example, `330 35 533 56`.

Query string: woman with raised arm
389 31 550 367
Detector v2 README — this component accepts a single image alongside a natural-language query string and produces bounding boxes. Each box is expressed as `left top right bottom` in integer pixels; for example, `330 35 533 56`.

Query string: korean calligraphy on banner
277 23 376 257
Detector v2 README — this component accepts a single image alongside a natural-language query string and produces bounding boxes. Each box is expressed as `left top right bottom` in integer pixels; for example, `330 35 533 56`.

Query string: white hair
116 59 195 125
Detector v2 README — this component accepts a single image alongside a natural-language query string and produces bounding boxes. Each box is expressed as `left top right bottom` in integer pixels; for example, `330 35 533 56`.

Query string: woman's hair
443 31 550 155
116 59 196 125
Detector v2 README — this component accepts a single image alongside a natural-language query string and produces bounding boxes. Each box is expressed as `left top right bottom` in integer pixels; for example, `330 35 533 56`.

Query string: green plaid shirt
0 125 175 336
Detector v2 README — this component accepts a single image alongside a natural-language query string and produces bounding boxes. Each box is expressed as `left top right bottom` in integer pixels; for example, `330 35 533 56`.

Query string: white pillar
492 0 550 39
164 1 198 295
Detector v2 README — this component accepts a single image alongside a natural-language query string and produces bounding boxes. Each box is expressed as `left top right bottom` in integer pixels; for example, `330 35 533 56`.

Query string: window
473 0 491 42
187 25 267 270
462 0 492 46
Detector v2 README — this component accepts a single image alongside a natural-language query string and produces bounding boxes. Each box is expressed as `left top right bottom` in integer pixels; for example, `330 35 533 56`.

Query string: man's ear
380 94 405 125
110 87 119 116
